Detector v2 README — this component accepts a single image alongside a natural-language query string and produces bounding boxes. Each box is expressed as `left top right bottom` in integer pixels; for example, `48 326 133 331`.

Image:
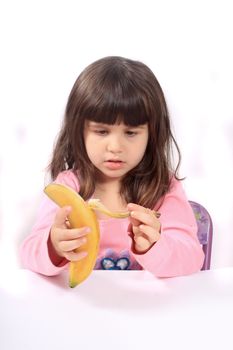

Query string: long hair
48 56 182 209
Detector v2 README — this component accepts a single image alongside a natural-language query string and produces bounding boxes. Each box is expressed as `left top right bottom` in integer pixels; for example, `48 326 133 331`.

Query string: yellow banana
44 183 129 287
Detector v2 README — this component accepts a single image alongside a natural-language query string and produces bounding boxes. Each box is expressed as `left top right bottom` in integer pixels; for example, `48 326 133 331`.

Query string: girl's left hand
127 203 161 254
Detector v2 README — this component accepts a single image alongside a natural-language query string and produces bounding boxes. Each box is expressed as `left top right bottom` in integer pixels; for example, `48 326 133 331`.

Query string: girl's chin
96 168 127 180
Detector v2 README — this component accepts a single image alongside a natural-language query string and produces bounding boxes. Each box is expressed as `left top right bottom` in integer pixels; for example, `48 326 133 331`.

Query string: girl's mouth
104 160 125 170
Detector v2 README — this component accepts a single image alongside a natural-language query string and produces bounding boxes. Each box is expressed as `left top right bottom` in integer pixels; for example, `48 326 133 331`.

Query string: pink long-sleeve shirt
19 170 204 277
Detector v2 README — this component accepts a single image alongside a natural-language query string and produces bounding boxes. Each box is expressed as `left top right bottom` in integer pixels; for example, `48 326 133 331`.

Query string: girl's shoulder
54 170 80 192
160 176 188 207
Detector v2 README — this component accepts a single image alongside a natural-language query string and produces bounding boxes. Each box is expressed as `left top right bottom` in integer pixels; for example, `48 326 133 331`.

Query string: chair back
189 201 213 270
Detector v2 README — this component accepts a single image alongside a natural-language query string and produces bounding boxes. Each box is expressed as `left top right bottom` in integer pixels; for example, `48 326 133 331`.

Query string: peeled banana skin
44 183 100 288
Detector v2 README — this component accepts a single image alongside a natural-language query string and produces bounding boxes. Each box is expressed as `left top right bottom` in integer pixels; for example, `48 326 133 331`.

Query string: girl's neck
93 179 127 217
95 179 121 194
95 171 122 193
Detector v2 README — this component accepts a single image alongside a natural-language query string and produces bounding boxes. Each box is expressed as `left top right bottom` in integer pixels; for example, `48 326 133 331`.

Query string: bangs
82 82 150 127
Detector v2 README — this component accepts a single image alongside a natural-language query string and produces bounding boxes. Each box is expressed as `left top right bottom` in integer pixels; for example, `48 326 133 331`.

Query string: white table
1 268 233 350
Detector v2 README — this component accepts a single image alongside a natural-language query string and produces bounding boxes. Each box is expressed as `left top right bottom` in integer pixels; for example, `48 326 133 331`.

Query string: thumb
128 215 140 227
54 206 72 228
127 203 140 227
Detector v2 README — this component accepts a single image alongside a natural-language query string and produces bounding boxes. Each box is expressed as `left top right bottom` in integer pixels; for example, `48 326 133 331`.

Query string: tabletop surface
1 267 233 350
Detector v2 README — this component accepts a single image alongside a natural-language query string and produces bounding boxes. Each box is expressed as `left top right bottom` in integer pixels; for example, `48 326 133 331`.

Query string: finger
58 226 91 241
131 210 156 227
127 203 144 226
138 225 160 243
134 235 151 252
64 250 88 262
128 203 160 227
128 203 160 218
54 206 72 228
128 215 141 227
131 225 142 237
60 236 88 252
127 203 144 212
131 211 161 233
65 220 71 229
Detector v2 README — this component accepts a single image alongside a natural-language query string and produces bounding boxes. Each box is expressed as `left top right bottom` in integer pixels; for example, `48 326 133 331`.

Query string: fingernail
131 211 136 217
79 251 88 258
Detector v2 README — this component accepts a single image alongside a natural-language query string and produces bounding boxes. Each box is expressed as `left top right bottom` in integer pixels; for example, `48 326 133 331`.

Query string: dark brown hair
48 56 182 209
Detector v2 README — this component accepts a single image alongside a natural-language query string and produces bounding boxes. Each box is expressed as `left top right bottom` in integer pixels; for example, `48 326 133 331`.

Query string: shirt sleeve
129 178 205 277
19 171 79 276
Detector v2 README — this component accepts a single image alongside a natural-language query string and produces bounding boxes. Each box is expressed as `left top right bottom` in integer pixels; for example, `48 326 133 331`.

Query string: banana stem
87 199 161 219
87 199 130 218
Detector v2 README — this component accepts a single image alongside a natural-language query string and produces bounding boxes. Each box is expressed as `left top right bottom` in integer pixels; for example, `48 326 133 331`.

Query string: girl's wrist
47 233 68 267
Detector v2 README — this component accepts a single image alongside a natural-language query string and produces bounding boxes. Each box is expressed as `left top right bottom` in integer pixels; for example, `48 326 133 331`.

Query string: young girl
20 56 204 277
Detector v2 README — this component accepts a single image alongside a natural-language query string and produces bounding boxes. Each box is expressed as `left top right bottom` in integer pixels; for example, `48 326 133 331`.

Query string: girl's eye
95 129 108 135
125 130 137 137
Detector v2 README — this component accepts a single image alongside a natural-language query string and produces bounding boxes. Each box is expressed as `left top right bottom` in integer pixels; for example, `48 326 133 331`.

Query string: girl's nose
106 135 123 153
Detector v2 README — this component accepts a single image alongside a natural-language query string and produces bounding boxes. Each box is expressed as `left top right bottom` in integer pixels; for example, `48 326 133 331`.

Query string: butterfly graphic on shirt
101 256 130 270
95 249 142 270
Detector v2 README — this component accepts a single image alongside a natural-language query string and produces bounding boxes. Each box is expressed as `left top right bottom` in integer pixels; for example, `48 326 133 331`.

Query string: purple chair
189 201 213 270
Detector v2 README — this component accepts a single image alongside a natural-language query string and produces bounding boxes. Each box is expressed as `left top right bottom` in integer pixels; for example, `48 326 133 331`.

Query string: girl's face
84 120 149 182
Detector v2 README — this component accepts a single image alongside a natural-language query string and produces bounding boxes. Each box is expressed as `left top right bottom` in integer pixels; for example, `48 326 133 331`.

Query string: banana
88 198 130 218
44 183 129 287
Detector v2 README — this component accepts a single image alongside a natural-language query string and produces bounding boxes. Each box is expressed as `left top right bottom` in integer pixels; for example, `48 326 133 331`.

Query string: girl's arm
19 170 79 276
129 178 205 277
19 193 68 276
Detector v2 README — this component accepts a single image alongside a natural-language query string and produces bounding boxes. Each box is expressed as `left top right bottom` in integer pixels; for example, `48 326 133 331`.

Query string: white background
0 0 232 269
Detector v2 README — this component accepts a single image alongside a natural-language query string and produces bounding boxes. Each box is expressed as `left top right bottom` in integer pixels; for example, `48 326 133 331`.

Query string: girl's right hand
49 206 90 265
